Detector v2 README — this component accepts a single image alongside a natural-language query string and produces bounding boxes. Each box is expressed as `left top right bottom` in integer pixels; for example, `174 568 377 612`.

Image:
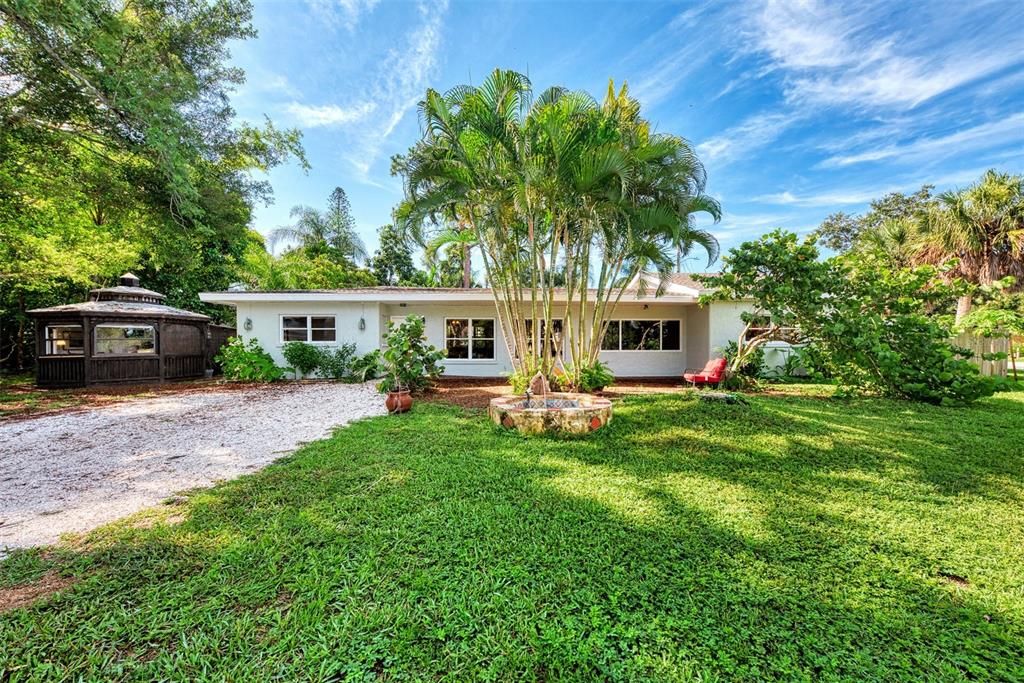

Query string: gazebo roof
29 272 208 320
89 284 167 301
28 299 210 320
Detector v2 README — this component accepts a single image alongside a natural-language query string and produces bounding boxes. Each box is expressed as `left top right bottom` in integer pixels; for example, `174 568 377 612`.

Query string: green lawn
3 389 1024 681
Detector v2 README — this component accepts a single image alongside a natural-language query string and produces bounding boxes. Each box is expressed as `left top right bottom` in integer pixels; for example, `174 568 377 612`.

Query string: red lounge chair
683 358 728 388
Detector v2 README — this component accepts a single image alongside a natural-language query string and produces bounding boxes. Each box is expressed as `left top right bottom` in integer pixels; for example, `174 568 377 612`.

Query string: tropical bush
316 343 357 380
377 316 445 394
701 231 997 405
350 350 383 382
216 337 286 383
505 369 531 394
576 360 615 392
281 341 373 381
282 341 322 378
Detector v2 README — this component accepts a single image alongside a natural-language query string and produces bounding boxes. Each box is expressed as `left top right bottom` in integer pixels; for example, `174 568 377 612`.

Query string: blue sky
228 0 1024 271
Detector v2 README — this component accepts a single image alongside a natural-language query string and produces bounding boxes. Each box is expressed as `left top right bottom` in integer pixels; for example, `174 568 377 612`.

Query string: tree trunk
16 291 26 371
955 294 972 323
462 244 471 289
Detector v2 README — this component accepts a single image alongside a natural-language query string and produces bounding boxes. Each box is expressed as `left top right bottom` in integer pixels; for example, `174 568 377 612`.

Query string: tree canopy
700 231 996 405
393 69 721 387
0 0 306 368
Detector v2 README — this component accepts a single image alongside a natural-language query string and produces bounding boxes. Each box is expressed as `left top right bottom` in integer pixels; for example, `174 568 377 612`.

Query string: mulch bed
0 377 290 421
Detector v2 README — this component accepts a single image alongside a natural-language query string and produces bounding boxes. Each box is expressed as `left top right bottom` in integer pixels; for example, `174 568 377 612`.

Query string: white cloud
306 0 381 32
340 0 447 180
696 112 802 164
818 113 1024 168
283 0 448 183
285 101 377 127
753 189 883 207
745 0 1024 108
625 4 719 109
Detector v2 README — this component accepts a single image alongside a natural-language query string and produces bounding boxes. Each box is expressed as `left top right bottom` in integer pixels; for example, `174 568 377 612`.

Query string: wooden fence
951 332 1010 377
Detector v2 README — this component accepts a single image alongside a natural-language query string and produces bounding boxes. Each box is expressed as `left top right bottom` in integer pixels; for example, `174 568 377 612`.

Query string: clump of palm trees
393 69 721 387
832 170 1024 322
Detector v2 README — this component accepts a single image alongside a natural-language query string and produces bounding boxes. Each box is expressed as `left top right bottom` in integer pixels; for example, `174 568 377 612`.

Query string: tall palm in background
919 170 1024 321
270 187 366 264
394 69 720 384
860 217 922 270
425 222 477 288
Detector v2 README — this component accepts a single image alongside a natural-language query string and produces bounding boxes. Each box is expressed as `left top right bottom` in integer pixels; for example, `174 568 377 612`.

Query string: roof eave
198 290 703 305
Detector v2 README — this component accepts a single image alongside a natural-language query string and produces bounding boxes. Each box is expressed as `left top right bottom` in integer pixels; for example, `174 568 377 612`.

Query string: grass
3 388 1024 681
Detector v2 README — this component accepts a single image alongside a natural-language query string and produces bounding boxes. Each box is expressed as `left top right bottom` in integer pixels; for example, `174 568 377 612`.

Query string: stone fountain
489 371 612 435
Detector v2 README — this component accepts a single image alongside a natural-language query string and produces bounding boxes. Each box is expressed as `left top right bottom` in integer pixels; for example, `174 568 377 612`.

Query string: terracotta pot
385 390 412 414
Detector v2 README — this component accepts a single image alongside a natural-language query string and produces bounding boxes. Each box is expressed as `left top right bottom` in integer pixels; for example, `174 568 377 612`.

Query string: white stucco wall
685 306 710 369
381 302 512 377
232 301 380 368
225 297 768 379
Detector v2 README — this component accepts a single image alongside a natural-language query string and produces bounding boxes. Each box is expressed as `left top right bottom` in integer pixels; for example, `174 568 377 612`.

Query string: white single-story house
199 273 793 378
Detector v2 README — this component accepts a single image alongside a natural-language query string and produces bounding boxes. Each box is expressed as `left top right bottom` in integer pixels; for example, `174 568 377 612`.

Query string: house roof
199 281 708 306
28 300 210 320
665 272 716 291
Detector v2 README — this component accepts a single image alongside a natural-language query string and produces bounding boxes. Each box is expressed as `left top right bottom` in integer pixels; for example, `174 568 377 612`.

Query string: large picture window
44 325 84 356
601 320 681 351
445 318 495 360
94 324 156 355
281 315 336 343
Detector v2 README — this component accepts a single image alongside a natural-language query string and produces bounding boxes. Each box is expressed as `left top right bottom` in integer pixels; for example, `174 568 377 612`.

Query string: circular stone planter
489 392 613 435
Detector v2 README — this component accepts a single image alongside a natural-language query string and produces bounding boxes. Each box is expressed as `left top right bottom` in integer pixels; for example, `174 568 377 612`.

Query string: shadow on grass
2 393 1023 680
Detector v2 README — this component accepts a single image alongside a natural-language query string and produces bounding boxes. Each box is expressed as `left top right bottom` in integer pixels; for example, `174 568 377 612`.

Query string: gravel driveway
0 382 385 553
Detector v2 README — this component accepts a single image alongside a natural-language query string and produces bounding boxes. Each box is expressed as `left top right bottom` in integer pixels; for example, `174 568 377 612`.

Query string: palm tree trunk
462 244 471 288
956 294 972 323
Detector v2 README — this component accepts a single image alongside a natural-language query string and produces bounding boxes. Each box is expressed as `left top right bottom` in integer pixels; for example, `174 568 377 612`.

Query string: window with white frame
601 320 681 351
94 324 156 355
281 315 336 343
445 318 495 360
44 325 84 356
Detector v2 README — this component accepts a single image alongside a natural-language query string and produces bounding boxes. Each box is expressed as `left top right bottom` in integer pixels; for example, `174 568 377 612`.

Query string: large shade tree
393 69 720 387
918 170 1024 321
0 0 306 368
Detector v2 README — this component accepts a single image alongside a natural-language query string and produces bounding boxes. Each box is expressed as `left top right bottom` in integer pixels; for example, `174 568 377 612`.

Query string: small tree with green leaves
700 230 996 405
377 316 446 394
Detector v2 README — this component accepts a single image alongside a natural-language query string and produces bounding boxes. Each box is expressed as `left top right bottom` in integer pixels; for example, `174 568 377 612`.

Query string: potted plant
380 377 412 413
377 316 445 413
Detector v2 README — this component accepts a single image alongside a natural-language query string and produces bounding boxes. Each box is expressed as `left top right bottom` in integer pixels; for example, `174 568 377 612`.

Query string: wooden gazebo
29 273 217 388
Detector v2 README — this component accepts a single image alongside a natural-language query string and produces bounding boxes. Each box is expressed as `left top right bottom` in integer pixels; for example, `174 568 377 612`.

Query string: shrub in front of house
378 315 445 394
216 337 286 382
350 349 382 382
576 360 615 392
282 341 322 378
281 341 375 381
316 343 357 379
